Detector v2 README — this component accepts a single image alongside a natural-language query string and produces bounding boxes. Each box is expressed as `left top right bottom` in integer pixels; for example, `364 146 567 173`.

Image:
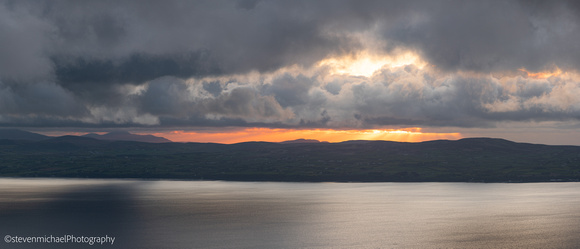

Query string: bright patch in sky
518 67 563 79
318 51 425 77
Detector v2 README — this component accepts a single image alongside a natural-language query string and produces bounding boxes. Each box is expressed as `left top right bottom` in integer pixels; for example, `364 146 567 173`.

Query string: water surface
1 178 580 248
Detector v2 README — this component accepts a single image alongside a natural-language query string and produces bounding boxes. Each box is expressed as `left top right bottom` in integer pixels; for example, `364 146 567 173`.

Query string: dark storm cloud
264 73 317 108
236 0 261 10
202 81 223 97
384 0 580 72
0 2 53 81
3 0 580 80
41 0 360 76
0 116 155 128
297 109 332 128
0 81 87 117
137 77 191 117
2 0 580 129
156 115 296 129
324 81 343 95
53 51 220 86
51 51 221 106
135 76 292 123
203 87 289 119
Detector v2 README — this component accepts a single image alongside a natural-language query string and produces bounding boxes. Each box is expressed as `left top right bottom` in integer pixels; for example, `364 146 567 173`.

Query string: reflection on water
1 178 580 248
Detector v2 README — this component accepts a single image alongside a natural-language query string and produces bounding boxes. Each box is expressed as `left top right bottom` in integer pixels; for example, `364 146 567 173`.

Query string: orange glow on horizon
151 128 461 144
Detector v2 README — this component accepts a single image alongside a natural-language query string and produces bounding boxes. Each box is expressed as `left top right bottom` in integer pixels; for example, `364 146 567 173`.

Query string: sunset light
317 51 425 77
6 2 580 247
3 0 580 147
152 128 461 144
518 67 563 79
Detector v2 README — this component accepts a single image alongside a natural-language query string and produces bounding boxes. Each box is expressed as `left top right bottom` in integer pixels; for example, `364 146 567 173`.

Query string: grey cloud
156 116 295 129
202 81 223 97
349 67 580 128
383 0 580 72
515 78 553 99
298 109 332 128
2 0 580 130
3 65 580 130
261 73 331 126
206 87 284 118
138 77 191 117
324 81 343 95
0 0 361 114
0 116 153 128
53 51 220 87
264 73 316 108
0 81 87 117
157 116 250 128
38 0 359 74
50 51 221 107
236 0 261 10
4 0 580 79
136 77 292 122
0 3 53 81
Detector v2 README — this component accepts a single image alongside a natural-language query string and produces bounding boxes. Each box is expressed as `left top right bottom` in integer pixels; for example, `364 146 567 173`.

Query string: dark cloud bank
1 0 580 130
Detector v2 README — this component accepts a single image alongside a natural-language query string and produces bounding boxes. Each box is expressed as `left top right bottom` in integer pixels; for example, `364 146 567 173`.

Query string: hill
0 129 49 141
39 135 108 147
0 137 579 182
83 131 171 143
280 139 328 144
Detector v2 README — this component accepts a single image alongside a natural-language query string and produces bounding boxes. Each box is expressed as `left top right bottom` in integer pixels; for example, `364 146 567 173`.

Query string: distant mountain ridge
0 129 171 143
0 129 49 141
2 135 580 182
280 139 328 144
39 135 106 147
82 131 172 143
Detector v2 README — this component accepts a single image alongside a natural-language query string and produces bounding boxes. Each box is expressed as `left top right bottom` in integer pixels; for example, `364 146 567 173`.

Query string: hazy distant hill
280 139 328 144
0 129 171 143
40 135 107 147
83 131 171 143
0 129 49 141
1 137 580 182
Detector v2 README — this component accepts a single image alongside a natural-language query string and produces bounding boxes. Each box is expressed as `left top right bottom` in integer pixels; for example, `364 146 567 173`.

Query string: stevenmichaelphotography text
4 234 115 246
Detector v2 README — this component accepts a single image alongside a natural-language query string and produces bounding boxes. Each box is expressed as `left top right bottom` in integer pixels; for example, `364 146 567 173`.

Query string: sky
2 0 580 144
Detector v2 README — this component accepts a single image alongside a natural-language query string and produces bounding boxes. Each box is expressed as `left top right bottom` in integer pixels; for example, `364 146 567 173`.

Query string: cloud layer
1 0 580 130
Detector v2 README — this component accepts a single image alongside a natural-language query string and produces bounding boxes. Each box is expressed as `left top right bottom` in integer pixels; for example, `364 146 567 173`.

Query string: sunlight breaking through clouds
518 67 564 79
317 51 426 77
2 0 580 144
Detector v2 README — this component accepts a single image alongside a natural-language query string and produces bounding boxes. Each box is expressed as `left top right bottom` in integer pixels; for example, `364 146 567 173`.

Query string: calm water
1 178 580 248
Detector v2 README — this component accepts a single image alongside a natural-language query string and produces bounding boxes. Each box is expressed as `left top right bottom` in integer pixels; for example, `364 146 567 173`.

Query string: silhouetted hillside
40 135 107 146
1 137 579 182
280 139 328 144
83 131 171 143
0 129 49 141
